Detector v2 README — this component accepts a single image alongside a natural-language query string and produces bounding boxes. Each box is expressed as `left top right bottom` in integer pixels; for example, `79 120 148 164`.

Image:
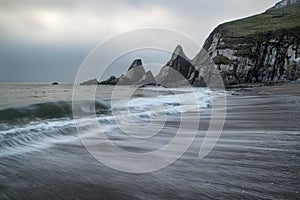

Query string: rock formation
161 0 300 86
99 76 119 85
156 45 195 87
80 79 99 85
118 59 146 85
192 0 300 85
92 59 157 86
135 71 156 85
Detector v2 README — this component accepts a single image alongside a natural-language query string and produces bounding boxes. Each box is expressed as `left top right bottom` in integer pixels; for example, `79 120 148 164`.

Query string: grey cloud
0 0 280 82
0 42 92 82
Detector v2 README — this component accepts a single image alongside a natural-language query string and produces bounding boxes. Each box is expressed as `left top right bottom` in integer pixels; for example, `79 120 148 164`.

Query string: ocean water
0 82 211 156
1 82 299 199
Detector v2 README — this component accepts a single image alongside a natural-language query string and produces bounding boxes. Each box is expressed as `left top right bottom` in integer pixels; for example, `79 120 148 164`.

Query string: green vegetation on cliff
204 3 300 50
222 3 300 38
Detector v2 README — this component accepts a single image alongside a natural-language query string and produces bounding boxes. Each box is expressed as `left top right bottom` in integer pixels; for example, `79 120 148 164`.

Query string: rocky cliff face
193 1 300 85
199 33 300 85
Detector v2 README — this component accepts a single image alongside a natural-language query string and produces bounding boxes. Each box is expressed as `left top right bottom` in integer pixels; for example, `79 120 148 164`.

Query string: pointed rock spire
128 59 143 71
171 45 188 60
166 45 194 79
118 59 146 85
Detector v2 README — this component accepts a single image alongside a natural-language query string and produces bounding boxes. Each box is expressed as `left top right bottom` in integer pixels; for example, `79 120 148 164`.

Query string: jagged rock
128 59 142 71
189 70 199 85
156 45 195 87
99 76 119 85
118 59 146 85
156 66 190 87
80 79 99 85
135 71 156 85
167 45 195 79
82 59 157 86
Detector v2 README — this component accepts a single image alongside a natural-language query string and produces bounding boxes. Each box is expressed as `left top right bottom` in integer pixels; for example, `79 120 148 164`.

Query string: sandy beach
1 83 300 200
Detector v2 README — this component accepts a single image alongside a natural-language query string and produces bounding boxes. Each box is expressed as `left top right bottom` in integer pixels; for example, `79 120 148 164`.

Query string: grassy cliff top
223 3 300 38
204 3 300 50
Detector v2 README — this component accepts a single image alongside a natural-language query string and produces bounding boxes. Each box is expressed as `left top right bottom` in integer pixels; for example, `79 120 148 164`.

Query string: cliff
193 0 300 85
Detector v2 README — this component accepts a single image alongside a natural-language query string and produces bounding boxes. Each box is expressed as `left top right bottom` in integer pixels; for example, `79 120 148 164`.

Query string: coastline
1 84 299 199
227 81 300 95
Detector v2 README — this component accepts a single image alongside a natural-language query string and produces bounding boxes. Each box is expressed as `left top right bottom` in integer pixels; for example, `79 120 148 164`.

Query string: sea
0 82 299 199
0 82 212 157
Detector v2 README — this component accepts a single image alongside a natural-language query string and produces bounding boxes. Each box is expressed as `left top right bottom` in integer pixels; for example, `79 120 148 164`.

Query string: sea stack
135 71 156 85
80 79 99 85
156 45 195 87
117 59 146 85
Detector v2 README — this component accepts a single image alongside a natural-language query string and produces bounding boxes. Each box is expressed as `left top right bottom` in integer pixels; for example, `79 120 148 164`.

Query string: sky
0 0 280 82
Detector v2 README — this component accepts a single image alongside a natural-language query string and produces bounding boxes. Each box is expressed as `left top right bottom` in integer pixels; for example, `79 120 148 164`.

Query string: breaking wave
0 87 212 155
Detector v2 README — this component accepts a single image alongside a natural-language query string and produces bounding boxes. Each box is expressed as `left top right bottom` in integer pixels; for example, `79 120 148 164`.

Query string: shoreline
226 81 300 96
1 83 299 199
225 80 300 89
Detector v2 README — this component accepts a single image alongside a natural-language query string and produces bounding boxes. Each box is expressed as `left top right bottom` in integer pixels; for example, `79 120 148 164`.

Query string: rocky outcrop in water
118 59 146 85
99 76 119 85
156 45 195 87
94 59 157 86
80 79 99 85
135 71 156 85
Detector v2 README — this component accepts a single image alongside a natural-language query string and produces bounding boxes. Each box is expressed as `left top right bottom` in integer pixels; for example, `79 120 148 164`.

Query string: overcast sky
0 0 279 82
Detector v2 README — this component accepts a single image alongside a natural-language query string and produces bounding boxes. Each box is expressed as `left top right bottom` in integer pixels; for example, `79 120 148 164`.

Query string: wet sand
1 84 300 200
